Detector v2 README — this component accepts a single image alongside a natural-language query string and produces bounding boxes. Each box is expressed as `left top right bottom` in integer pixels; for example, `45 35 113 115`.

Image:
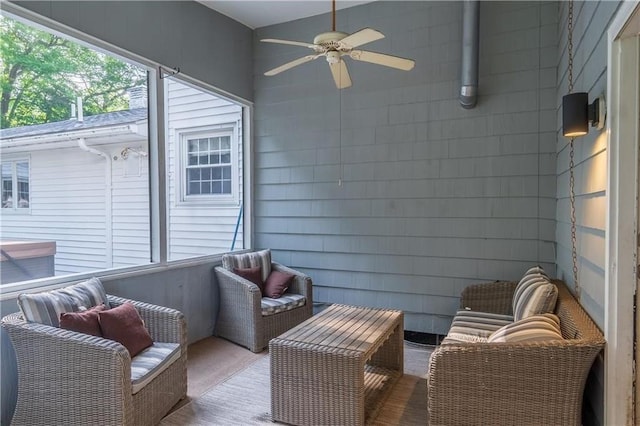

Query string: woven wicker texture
427 279 605 426
270 304 404 426
214 261 312 353
2 295 187 426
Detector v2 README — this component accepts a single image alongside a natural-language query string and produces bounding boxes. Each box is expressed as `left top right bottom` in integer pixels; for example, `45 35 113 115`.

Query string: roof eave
0 123 147 153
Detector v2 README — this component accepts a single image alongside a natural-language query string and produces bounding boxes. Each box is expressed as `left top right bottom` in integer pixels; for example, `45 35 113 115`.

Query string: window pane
188 168 200 181
0 15 151 284
16 162 29 208
167 78 245 260
2 163 12 209
211 167 222 180
188 181 200 195
220 136 230 150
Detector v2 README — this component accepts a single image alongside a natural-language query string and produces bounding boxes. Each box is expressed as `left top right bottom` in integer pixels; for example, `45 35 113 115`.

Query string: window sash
1 159 29 210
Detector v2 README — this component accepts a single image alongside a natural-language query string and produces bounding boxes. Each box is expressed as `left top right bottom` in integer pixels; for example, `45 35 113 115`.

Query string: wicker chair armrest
107 295 186 345
2 313 132 391
459 280 517 315
272 262 312 299
427 340 604 425
214 266 263 311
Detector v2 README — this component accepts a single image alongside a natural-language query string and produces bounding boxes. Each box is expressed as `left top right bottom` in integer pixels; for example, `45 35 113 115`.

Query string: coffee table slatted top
276 304 402 353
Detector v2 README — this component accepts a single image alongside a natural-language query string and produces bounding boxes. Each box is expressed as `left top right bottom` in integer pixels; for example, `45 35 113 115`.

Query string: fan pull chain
338 73 343 187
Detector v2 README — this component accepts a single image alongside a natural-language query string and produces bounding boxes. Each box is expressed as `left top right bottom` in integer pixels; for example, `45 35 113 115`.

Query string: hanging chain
567 0 580 297
567 1 574 93
569 139 579 297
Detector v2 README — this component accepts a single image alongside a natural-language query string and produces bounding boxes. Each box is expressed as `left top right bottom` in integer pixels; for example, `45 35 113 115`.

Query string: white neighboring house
0 80 244 281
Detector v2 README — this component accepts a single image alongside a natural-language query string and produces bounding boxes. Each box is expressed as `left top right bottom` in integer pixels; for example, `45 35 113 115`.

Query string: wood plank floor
163 337 433 425
168 336 266 413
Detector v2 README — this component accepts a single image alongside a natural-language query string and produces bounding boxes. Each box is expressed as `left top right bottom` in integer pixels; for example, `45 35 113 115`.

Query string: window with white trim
1 159 30 210
185 134 232 197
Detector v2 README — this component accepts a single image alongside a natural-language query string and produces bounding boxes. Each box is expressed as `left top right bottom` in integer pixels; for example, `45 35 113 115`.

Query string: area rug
161 342 432 426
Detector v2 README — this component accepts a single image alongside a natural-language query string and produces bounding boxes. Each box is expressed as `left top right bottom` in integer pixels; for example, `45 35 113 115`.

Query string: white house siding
111 145 152 267
0 143 150 276
556 2 622 425
254 1 558 334
166 79 244 260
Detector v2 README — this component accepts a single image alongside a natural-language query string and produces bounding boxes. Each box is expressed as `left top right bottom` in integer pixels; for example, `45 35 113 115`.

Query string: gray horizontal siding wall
254 1 558 334
556 2 622 425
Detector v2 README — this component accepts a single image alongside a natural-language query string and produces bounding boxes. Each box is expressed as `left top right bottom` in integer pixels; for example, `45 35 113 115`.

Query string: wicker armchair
214 262 312 352
427 279 605 426
2 295 187 426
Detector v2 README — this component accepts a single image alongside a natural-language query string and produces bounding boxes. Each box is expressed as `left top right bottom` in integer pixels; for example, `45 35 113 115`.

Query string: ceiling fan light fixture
326 51 341 64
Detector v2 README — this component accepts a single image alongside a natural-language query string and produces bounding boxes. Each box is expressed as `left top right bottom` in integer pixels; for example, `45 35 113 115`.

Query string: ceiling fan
261 0 415 89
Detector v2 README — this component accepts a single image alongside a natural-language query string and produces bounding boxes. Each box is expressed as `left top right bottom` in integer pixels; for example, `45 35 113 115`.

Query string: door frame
605 2 640 425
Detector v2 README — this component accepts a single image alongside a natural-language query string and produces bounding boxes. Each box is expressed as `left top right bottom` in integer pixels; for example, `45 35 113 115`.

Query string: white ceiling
197 0 375 29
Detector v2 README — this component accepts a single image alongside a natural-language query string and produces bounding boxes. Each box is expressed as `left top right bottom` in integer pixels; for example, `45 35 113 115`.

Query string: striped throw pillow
222 249 272 283
17 277 110 327
512 275 547 313
447 310 514 339
488 313 563 343
512 265 549 315
513 280 558 321
522 265 548 278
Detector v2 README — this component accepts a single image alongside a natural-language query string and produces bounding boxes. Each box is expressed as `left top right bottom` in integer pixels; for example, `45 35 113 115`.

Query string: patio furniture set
1 250 604 426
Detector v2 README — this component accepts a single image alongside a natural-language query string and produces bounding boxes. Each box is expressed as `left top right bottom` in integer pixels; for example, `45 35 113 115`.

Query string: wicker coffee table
270 304 404 426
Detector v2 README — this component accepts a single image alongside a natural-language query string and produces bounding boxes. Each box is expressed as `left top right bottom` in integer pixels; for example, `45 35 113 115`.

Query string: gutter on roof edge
0 124 145 151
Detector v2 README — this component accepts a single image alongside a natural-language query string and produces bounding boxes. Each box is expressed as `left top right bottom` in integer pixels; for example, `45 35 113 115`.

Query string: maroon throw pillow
233 266 264 293
263 271 295 298
60 304 107 337
98 303 153 357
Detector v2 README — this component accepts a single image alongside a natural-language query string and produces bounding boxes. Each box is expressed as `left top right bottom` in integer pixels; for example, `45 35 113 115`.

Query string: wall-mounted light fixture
562 92 606 137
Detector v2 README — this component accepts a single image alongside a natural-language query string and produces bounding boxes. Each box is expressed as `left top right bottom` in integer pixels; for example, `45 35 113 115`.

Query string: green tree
0 15 146 129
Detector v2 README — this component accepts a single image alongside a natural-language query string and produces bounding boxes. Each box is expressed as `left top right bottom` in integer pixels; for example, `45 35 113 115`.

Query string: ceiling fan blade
329 59 352 89
264 54 321 76
350 50 415 71
261 38 315 49
339 28 385 49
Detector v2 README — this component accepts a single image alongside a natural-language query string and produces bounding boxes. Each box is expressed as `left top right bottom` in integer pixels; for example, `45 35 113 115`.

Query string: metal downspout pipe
460 0 480 109
77 137 113 268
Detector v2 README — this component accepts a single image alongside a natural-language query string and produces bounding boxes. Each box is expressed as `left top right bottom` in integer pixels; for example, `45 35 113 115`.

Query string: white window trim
176 124 240 206
1 156 31 214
